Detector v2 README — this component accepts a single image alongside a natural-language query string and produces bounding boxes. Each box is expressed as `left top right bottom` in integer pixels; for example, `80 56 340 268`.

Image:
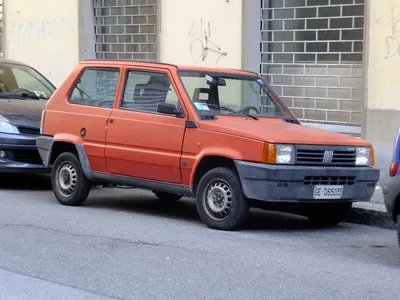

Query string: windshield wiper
241 112 258 120
0 92 44 100
202 103 259 120
0 94 32 100
282 115 301 125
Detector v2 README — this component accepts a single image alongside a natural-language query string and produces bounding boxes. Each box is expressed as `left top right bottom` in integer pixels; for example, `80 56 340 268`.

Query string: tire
51 152 91 206
306 202 352 226
153 191 183 202
195 167 249 231
397 221 400 248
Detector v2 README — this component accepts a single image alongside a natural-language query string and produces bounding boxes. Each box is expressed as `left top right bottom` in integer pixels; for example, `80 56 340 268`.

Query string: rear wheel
51 152 91 206
306 202 352 226
153 191 183 202
196 167 249 231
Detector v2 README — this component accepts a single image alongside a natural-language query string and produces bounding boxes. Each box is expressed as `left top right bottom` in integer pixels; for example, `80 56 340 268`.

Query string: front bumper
0 133 50 173
234 160 379 203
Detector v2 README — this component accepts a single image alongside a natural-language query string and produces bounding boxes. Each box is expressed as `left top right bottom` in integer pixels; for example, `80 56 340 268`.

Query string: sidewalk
346 186 397 230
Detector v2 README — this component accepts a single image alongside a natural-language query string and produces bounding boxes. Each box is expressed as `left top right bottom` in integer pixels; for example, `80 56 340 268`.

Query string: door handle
109 118 114 124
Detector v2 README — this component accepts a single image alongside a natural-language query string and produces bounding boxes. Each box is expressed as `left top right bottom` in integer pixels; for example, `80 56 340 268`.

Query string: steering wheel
236 106 260 114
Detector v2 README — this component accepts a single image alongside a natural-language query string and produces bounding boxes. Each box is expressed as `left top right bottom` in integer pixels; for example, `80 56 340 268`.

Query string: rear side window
120 70 180 113
69 68 120 108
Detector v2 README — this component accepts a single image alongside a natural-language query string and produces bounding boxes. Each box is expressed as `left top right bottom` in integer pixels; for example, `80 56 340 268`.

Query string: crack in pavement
0 223 202 254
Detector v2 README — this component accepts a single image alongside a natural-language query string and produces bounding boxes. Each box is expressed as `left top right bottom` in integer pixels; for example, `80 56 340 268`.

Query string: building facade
3 0 400 195
0 0 3 57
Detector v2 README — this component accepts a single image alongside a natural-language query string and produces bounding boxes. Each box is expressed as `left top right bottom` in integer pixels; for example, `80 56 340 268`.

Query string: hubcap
57 162 77 197
203 180 233 221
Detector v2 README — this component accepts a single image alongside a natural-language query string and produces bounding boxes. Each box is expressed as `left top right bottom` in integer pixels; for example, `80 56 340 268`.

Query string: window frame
118 67 186 118
67 66 121 108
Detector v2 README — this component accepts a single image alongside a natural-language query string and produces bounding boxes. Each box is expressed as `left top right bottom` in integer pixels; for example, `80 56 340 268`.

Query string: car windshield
0 62 56 100
177 70 294 119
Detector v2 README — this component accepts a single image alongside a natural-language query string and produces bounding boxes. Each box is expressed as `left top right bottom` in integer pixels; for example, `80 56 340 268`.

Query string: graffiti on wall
377 5 400 59
187 18 228 66
10 17 68 44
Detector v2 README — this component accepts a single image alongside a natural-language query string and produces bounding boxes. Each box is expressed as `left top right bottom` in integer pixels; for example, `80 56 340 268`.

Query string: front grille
296 146 356 166
304 176 356 186
17 126 40 135
12 149 43 164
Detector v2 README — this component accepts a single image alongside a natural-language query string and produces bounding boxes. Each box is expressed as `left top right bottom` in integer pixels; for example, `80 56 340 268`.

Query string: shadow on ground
0 175 395 232
83 190 349 233
0 173 52 190
346 208 397 230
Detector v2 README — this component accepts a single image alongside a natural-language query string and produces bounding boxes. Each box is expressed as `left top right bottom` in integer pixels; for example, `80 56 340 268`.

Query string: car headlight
276 144 294 164
262 143 294 164
356 147 374 166
0 115 20 134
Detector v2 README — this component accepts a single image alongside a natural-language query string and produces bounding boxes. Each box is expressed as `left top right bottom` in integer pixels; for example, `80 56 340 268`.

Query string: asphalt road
0 174 399 300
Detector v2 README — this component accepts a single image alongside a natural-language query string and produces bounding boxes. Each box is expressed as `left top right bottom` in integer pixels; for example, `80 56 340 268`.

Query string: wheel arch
49 140 93 180
191 155 238 195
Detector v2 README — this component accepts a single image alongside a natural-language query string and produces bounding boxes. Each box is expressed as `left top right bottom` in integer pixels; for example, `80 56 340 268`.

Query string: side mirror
157 102 182 116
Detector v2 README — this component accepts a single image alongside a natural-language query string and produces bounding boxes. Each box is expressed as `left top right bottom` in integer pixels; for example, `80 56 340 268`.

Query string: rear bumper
234 160 379 203
383 175 400 222
0 133 50 173
36 135 54 166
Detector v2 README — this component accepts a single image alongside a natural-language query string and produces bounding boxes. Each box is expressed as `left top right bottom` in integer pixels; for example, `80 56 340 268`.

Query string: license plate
313 185 344 199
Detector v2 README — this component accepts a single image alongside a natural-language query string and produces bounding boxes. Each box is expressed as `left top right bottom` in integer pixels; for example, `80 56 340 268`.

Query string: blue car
0 59 56 173
383 128 400 247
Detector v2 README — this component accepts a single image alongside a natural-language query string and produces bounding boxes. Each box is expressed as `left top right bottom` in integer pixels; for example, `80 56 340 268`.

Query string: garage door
260 0 364 136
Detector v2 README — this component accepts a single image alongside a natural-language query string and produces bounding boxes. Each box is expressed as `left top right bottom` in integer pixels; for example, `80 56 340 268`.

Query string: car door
104 66 187 184
66 66 122 173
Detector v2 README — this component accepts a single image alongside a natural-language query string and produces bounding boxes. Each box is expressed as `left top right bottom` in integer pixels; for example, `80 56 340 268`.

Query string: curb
369 186 384 204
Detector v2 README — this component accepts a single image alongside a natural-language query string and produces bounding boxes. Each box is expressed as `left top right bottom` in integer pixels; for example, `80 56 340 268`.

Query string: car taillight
389 162 399 177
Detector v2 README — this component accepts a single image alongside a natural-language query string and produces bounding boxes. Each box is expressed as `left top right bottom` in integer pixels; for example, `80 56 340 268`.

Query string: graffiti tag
187 19 228 66
377 5 400 59
10 17 67 44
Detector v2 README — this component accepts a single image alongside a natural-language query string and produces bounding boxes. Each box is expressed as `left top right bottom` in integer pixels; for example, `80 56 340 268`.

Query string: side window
120 70 180 113
69 68 120 108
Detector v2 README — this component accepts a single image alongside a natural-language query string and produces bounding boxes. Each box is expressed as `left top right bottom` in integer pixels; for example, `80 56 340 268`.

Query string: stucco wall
4 0 80 86
364 0 400 188
365 0 400 110
159 0 243 69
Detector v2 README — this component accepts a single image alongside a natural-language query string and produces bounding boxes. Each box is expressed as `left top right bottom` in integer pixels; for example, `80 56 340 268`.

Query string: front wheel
196 167 249 231
305 202 352 226
51 152 91 206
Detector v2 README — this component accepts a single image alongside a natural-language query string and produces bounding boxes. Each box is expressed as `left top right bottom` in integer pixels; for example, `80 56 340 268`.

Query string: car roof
0 58 30 66
81 59 258 76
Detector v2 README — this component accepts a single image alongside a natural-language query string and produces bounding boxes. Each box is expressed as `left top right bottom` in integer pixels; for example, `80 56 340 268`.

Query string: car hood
0 99 47 128
199 116 370 146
